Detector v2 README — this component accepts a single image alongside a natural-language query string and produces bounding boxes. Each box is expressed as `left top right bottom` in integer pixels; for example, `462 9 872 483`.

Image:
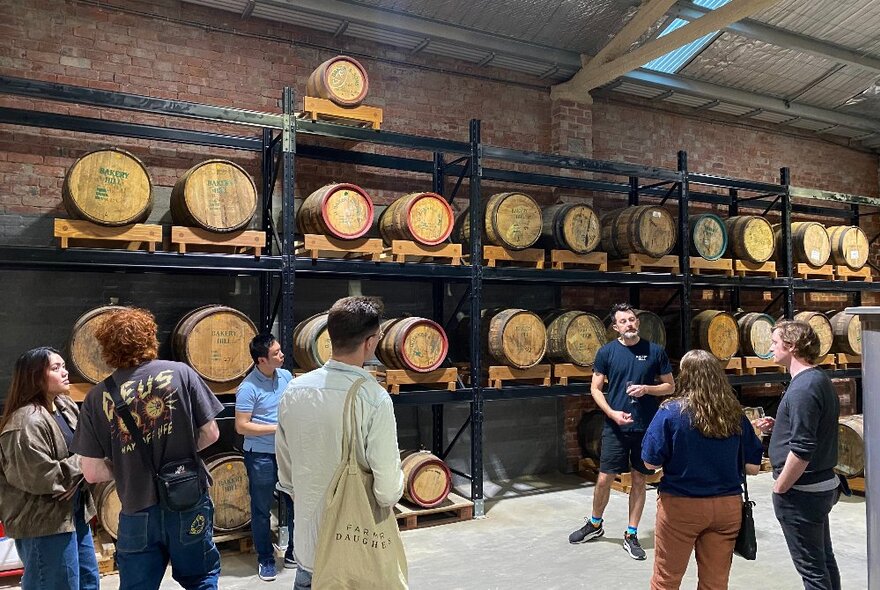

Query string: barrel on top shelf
62 148 153 226
456 192 543 251
172 305 257 383
601 205 676 259
829 311 861 355
206 453 251 533
735 312 775 359
690 310 740 361
70 305 125 383
297 183 374 240
539 203 601 254
376 317 448 373
827 225 869 270
170 160 258 233
379 192 454 246
688 213 728 261
543 310 607 366
836 415 864 478
725 215 775 263
605 309 667 349
306 56 369 107
292 313 332 371
775 222 831 268
400 450 452 508
792 311 834 358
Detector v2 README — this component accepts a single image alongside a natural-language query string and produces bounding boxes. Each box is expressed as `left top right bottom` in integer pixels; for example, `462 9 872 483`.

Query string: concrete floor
1 472 867 589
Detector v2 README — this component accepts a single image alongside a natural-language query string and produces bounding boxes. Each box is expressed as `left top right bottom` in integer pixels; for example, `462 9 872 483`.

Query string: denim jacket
0 395 96 538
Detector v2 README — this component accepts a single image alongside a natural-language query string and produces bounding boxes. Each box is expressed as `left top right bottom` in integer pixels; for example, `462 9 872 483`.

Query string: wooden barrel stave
400 450 452 508
170 160 258 233
376 317 448 373
539 203 601 254
62 148 153 226
725 216 775 263
543 311 606 366
379 192 454 246
306 56 369 107
172 305 257 383
70 305 124 384
736 312 775 359
293 313 332 371
829 311 861 355
827 225 869 270
297 183 374 240
836 415 864 477
691 310 740 361
689 213 728 261
601 206 676 259
792 311 834 358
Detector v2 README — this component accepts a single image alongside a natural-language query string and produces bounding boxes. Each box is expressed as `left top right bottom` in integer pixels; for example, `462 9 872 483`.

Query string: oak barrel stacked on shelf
543 311 607 366
539 203 602 254
95 481 122 539
172 305 257 383
206 453 251 533
827 225 869 270
379 192 455 246
306 56 369 107
725 216 775 263
792 311 834 358
297 183 374 239
69 305 123 383
606 309 666 349
601 205 676 259
400 450 452 508
459 309 547 369
688 213 727 261
170 160 258 232
775 222 831 268
62 148 153 226
736 312 775 359
293 313 333 371
690 310 740 361
457 192 543 251
829 311 861 355
836 415 864 478
376 317 448 373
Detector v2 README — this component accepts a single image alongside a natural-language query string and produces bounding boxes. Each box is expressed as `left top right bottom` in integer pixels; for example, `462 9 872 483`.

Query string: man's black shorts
599 427 654 475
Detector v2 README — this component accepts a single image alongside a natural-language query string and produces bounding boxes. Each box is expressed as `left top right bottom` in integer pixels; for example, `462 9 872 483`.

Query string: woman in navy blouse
642 349 763 590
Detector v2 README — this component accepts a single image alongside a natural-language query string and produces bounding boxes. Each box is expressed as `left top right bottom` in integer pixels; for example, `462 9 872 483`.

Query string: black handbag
104 375 205 512
734 436 758 560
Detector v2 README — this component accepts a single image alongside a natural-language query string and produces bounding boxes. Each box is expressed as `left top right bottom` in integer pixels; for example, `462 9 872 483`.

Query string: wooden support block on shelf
836 353 862 369
741 356 784 375
68 382 93 402
395 492 474 531
482 245 545 269
382 240 461 265
817 354 837 369
549 250 607 271
721 357 743 375
378 368 459 394
579 458 663 494
690 257 734 277
794 263 835 280
170 226 265 257
487 365 551 388
214 530 253 554
93 528 117 576
54 218 162 252
553 364 593 386
835 266 873 282
733 259 777 278
608 254 678 274
848 476 866 496
295 233 383 261
300 96 383 129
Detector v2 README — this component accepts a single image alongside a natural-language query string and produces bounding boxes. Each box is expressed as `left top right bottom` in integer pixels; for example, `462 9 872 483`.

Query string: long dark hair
0 347 59 431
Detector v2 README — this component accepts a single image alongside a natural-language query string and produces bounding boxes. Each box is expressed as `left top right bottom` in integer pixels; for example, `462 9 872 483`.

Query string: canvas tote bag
312 377 408 589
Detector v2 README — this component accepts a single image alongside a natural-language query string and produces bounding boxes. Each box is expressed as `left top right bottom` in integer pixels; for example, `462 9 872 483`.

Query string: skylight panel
642 0 730 73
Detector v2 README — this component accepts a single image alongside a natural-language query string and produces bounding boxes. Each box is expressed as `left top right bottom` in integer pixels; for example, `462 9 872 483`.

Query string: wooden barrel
689 213 727 261
828 225 869 270
601 206 676 259
830 311 861 355
379 192 454 246
539 203 601 254
376 317 448 373
170 159 257 232
293 313 332 371
95 481 122 539
792 311 834 358
400 450 452 508
206 453 251 532
305 56 369 107
172 305 257 383
69 305 124 383
691 310 740 361
726 215 775 263
543 311 606 366
62 148 153 226
486 309 547 369
836 415 864 477
775 222 831 268
297 183 374 239
736 312 775 359
605 309 667 349
457 193 543 250
577 410 605 461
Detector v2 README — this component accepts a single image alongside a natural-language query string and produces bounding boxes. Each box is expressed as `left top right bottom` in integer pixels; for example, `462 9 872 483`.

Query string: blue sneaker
284 551 297 569
258 561 277 581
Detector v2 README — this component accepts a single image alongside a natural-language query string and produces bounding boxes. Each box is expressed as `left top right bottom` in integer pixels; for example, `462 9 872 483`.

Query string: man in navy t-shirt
568 303 674 561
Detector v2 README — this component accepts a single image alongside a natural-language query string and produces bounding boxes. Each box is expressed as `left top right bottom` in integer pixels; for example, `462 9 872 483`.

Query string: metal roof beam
673 0 880 73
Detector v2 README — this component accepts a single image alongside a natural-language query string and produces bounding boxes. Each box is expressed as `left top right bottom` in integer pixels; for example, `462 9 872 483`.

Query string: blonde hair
663 349 743 439
774 320 821 364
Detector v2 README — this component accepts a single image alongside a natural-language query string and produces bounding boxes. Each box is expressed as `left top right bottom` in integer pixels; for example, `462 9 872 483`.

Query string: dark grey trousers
772 487 840 590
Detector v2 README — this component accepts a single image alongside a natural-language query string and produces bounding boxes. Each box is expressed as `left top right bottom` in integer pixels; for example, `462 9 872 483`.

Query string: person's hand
626 383 648 398
611 410 634 426
753 417 775 434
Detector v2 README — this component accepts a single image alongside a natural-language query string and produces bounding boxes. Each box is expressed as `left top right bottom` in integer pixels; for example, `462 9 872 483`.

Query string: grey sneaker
569 518 604 544
283 551 297 569
623 532 646 560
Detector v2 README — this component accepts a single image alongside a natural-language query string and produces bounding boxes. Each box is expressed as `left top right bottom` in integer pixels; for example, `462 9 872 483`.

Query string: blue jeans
115 493 221 590
243 450 294 565
773 488 841 590
294 568 313 589
15 497 99 590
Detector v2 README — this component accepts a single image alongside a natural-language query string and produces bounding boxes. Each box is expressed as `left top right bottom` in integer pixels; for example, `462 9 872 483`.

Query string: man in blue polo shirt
236 333 295 581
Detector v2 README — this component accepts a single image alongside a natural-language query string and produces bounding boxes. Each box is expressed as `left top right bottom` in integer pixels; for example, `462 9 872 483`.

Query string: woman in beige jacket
0 347 98 590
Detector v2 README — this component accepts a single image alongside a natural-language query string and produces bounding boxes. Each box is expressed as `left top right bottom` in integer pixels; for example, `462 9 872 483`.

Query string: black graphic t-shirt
72 359 223 514
592 339 672 432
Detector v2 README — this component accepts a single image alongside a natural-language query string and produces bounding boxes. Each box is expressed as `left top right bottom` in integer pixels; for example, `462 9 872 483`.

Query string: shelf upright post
280 87 296 370
431 151 446 456
780 167 794 319
729 188 740 312
259 128 274 332
678 151 692 352
853 202 864 414
433 152 445 196
629 176 640 307
468 119 485 517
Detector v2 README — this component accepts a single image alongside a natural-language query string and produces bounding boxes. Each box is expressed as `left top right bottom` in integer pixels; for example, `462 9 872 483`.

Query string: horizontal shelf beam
481 267 683 285
689 172 786 195
295 119 470 154
294 258 474 281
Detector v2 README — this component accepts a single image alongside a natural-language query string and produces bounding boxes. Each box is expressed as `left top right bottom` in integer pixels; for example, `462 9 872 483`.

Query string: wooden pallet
741 356 784 375
690 257 734 277
549 250 607 271
300 96 383 129
93 530 117 576
721 357 743 375
395 492 474 531
295 233 383 261
733 259 777 278
835 266 873 282
382 240 462 265
214 530 254 554
848 476 866 496
794 263 835 280
553 364 593 386
170 226 265 257
817 354 837 369
54 218 162 252
487 365 552 388
379 368 459 394
481 245 545 268
608 254 678 274
836 353 862 369
578 458 663 494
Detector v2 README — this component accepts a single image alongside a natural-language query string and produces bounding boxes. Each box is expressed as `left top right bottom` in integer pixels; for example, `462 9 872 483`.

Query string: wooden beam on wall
587 0 680 69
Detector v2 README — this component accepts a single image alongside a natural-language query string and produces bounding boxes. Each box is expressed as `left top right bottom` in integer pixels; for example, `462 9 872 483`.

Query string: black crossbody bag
734 436 758 560
104 375 205 512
